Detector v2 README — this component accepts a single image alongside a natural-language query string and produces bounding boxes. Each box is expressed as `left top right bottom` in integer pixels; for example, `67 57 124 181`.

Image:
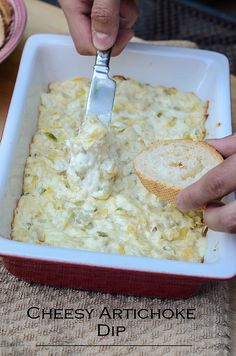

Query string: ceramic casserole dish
0 34 235 298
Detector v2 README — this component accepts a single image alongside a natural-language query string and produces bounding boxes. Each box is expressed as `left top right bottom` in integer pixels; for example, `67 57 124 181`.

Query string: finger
204 200 236 233
59 0 96 55
176 153 236 212
206 135 236 158
120 0 139 29
91 0 120 50
69 15 96 55
111 28 134 56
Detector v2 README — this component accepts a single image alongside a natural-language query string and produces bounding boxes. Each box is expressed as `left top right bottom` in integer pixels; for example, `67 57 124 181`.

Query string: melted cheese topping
12 77 208 262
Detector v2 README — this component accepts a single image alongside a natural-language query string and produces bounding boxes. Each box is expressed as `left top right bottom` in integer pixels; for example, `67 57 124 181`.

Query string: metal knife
86 49 116 126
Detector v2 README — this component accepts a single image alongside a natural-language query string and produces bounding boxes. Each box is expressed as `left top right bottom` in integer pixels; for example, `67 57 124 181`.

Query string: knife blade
86 49 116 126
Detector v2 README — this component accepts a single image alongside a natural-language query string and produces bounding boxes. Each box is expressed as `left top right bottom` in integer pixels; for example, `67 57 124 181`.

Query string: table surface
0 0 236 351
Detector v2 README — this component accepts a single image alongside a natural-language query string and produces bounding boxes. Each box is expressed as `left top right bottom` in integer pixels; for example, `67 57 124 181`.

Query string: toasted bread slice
0 0 12 27
134 139 224 206
0 13 5 48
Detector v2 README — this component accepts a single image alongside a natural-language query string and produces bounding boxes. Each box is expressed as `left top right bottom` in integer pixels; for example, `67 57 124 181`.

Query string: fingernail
93 32 114 50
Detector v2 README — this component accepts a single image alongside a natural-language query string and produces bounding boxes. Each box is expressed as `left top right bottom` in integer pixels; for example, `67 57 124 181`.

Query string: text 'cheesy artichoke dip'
12 77 208 262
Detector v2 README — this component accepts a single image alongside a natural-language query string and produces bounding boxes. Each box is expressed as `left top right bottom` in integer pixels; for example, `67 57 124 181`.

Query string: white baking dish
0 34 235 297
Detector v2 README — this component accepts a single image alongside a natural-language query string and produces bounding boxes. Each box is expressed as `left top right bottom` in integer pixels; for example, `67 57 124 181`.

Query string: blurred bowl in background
0 0 27 63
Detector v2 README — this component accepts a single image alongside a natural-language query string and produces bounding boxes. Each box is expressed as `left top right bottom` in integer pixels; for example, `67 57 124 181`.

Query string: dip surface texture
12 77 208 262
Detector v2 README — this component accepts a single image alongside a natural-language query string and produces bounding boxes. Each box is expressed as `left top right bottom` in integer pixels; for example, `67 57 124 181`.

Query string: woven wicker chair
42 0 236 73
134 0 236 73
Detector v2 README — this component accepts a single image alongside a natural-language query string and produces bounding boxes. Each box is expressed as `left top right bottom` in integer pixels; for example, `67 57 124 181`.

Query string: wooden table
1 0 236 351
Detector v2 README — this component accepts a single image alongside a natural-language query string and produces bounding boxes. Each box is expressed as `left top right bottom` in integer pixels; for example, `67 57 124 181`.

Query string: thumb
91 0 120 51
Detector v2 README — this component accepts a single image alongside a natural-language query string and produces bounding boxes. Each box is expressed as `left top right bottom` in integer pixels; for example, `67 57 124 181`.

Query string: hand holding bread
135 136 236 233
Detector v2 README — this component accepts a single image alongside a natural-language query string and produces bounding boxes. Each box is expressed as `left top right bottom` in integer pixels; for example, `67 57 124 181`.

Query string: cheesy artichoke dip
12 77 208 262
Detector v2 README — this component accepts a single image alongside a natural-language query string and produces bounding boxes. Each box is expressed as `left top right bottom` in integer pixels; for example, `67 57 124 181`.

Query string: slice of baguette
0 13 5 48
0 0 12 27
134 139 224 206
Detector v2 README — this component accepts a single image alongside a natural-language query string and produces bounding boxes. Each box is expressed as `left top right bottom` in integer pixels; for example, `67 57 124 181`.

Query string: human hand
176 135 236 233
59 0 139 56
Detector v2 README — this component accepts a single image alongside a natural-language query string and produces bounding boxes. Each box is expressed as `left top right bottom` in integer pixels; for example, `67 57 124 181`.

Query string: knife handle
95 49 112 70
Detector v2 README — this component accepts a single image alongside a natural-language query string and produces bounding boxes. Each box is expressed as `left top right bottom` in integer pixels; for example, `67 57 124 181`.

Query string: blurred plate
0 0 27 63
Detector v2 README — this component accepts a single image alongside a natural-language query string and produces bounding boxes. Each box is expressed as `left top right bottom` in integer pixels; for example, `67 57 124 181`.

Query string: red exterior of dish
2 256 210 298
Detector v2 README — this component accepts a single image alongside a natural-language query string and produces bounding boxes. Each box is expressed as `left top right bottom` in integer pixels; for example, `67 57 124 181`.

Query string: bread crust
135 172 181 206
134 139 224 207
